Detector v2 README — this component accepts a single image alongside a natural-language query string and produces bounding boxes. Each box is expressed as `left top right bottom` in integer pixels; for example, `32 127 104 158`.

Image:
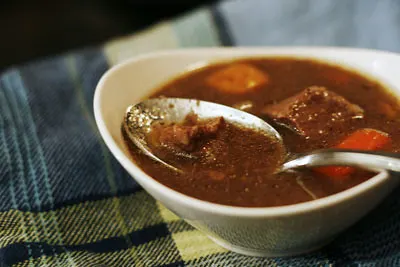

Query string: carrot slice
336 128 391 150
206 63 268 94
315 128 392 178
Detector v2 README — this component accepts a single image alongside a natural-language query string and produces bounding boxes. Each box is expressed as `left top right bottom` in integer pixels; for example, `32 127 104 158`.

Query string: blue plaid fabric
1 0 400 266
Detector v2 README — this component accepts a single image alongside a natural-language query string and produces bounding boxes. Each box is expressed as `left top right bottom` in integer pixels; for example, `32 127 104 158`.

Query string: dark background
0 0 218 71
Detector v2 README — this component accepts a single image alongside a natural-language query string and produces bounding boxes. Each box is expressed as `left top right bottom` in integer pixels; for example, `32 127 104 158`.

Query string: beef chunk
148 115 225 155
262 86 364 138
155 124 199 150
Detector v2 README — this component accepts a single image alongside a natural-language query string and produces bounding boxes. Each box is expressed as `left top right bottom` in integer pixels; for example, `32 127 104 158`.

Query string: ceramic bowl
93 47 400 257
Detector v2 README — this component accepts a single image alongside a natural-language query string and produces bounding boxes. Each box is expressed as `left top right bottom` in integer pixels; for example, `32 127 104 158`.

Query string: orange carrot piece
335 128 391 150
315 128 391 178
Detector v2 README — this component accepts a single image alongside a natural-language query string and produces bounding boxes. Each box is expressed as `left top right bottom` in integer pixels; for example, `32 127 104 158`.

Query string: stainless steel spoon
281 149 400 173
123 97 283 172
123 98 400 174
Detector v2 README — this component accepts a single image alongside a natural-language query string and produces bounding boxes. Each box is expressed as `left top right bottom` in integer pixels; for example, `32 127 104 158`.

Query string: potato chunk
206 63 268 94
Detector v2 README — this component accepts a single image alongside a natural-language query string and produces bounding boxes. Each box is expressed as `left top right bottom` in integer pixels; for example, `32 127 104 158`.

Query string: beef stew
123 57 400 207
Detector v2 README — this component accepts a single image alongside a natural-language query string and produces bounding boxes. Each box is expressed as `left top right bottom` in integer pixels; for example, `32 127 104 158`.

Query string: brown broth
123 57 400 207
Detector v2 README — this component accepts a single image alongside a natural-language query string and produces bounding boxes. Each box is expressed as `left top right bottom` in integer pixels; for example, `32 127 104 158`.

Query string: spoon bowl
123 97 283 172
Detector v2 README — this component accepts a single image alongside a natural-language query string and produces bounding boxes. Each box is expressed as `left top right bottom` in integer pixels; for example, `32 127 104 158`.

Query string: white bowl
93 47 400 257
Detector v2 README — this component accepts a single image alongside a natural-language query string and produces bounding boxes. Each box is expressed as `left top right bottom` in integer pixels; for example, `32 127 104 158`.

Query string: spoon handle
281 149 400 174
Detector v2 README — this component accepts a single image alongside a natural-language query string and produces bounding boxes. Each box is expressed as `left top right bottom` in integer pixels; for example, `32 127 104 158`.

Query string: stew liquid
123 58 400 207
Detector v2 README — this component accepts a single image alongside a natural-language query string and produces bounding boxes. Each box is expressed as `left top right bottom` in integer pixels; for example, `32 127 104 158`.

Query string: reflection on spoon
123 98 283 173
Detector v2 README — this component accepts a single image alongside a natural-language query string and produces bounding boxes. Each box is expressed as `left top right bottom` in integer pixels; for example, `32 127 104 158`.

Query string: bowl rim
94 46 396 218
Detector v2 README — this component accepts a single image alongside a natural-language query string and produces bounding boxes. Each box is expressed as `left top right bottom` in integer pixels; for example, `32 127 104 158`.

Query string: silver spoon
281 149 400 173
123 98 400 174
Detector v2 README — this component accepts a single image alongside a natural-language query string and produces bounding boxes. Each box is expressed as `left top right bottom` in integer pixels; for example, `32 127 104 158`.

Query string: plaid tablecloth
2 0 400 266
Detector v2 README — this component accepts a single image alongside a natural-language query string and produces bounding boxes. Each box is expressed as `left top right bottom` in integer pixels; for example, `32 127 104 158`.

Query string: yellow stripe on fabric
0 209 29 261
156 202 180 223
0 191 163 248
172 7 221 47
13 250 123 267
172 230 226 262
2 74 51 266
14 236 180 267
104 22 179 66
14 250 133 267
65 55 140 265
13 195 50 267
